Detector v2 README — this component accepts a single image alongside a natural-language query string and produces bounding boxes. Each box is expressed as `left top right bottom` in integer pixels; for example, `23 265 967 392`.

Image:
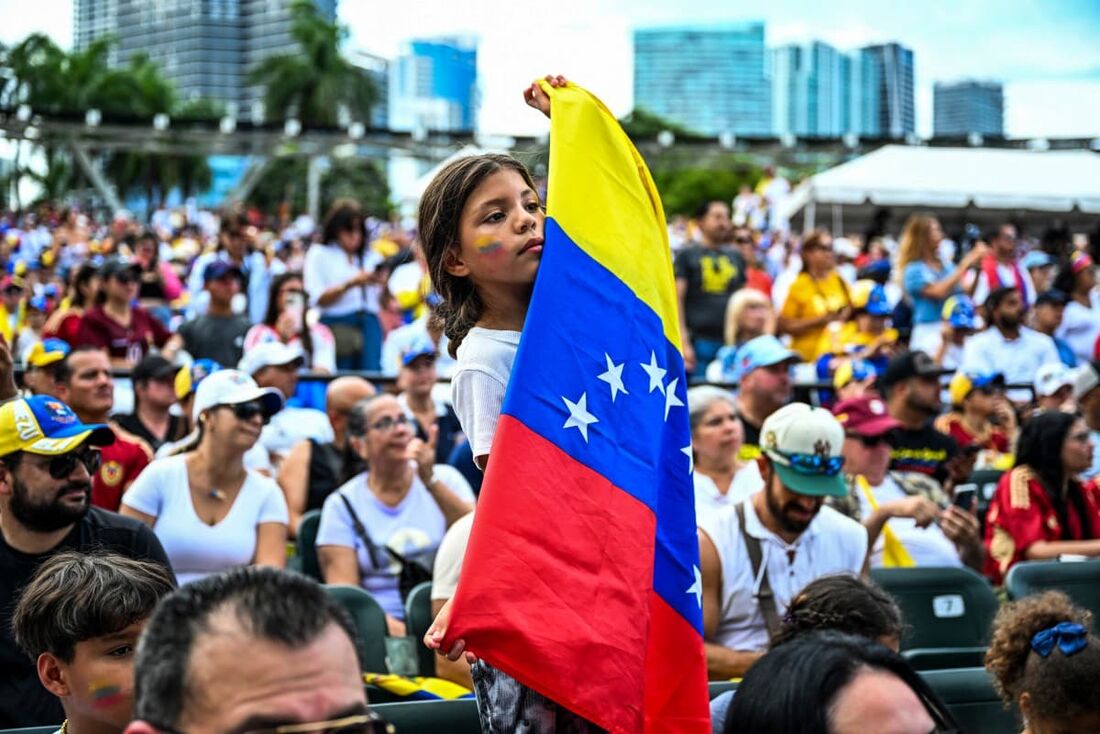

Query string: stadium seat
922 667 1020 734
323 584 389 673
296 509 323 581
1005 559 1100 618
372 699 481 734
871 566 999 669
709 680 737 699
404 581 436 676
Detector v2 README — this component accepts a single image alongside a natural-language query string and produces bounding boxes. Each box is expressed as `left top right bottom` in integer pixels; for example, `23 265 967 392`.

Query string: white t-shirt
431 510 475 601
261 406 334 461
380 316 456 378
450 327 521 462
303 243 383 317
155 439 272 474
1056 293 1100 364
960 326 1061 401
121 455 289 585
693 465 763 521
698 495 867 652
316 464 475 618
859 475 962 568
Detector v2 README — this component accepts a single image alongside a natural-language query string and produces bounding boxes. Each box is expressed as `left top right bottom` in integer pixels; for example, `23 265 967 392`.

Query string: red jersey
984 467 1100 584
91 424 153 511
934 413 1010 453
76 306 170 363
42 311 84 346
745 267 773 298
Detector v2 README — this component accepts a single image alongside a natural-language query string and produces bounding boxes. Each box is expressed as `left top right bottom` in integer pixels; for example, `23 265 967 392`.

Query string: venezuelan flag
445 81 709 732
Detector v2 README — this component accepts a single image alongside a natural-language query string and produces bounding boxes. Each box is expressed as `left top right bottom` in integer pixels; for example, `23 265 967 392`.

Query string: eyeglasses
779 450 845 476
368 414 412 433
113 272 137 285
9 447 102 479
846 432 888 448
147 711 395 734
1068 431 1092 444
222 401 267 423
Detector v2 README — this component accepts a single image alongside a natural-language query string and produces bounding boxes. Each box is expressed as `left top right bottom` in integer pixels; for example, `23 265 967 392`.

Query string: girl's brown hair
418 154 538 357
897 213 940 275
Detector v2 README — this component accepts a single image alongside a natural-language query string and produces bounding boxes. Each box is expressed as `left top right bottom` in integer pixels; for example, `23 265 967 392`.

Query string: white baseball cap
192 369 284 423
1034 363 1073 398
1072 361 1100 400
760 402 847 497
237 341 305 376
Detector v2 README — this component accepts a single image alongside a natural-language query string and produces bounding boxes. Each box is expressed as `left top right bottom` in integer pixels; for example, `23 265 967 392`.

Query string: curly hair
418 154 538 358
985 591 1100 719
771 575 904 649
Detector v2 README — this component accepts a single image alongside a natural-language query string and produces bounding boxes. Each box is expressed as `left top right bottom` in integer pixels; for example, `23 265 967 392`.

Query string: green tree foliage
248 157 390 217
618 107 703 140
248 0 375 127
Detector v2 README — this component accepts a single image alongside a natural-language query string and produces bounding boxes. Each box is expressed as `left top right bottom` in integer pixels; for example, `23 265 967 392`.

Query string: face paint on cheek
90 681 125 708
474 235 504 256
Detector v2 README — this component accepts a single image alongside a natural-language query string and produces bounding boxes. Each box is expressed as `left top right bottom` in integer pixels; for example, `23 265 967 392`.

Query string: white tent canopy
782 145 1100 232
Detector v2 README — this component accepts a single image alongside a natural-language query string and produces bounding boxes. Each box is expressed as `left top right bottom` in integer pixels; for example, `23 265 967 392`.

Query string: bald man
277 376 377 536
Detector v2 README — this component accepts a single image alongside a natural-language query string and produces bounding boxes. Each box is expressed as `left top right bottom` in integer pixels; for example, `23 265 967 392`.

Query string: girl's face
448 169 544 290
277 277 305 312
740 302 770 335
337 224 363 254
1061 418 1094 475
692 400 742 466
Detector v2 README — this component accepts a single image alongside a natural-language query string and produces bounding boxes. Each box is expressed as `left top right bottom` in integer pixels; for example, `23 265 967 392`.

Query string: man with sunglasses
0 395 171 727
698 402 867 679
125 566 388 734
834 396 982 570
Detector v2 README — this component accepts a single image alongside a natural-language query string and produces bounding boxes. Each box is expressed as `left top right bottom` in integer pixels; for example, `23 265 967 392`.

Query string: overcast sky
4 0 1099 138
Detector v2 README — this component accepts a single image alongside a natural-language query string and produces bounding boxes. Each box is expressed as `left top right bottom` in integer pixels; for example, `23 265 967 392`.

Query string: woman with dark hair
986 591 1100 734
42 262 99 345
244 272 337 374
303 199 387 371
724 631 959 734
984 411 1100 583
1053 252 1100 363
777 229 853 362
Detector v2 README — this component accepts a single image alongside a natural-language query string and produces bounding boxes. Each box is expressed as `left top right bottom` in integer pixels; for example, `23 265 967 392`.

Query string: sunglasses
221 401 267 423
148 712 394 734
846 432 888 448
11 447 102 479
734 237 754 245
368 414 412 433
779 451 845 476
113 272 138 285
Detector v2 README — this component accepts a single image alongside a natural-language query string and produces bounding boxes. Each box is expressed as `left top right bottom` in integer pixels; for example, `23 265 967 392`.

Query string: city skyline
2 0 1099 138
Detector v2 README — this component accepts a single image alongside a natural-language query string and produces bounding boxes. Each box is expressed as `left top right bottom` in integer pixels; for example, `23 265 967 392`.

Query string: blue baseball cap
1021 251 1054 271
734 335 799 380
942 295 977 330
203 260 241 283
401 338 438 367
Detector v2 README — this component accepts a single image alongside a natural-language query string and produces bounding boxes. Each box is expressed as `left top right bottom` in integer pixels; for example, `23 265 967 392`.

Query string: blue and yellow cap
942 295 977 330
0 396 115 457
26 338 71 368
175 359 223 401
948 371 1005 407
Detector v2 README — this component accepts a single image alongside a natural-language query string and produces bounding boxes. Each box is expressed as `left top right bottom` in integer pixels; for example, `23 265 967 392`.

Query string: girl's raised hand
523 74 569 118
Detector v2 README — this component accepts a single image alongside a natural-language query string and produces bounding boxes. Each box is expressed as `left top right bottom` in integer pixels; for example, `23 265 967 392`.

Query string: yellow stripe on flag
540 80 682 351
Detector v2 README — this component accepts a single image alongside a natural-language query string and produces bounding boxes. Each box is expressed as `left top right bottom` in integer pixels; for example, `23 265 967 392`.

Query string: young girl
420 75 602 732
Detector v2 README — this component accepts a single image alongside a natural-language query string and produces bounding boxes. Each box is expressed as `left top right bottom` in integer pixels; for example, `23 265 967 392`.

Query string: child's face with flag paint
44 620 145 727
449 169 544 290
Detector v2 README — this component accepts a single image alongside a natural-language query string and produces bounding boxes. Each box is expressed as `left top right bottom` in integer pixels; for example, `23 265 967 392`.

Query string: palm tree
248 0 376 128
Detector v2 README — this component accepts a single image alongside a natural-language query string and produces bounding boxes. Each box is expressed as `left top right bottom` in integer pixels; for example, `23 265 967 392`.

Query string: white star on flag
562 392 599 443
596 353 629 403
641 351 667 395
682 445 694 474
664 377 684 420
687 564 703 609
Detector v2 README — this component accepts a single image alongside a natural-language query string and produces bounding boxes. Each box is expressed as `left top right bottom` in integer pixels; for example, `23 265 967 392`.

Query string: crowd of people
1 77 1099 732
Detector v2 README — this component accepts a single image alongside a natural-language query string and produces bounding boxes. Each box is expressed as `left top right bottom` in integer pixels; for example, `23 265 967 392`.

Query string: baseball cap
1034 289 1069 307
203 260 241 283
948 371 1005 407
401 339 437 367
1 274 25 292
849 280 892 316
237 341 305 376
1021 250 1054 271
191 369 284 423
0 395 115 457
942 295 977 330
98 256 140 281
132 354 177 384
733 335 800 380
175 358 222 401
832 396 901 437
1072 360 1100 400
1070 252 1094 275
760 402 847 497
26 338 70 368
1034 362 1073 398
833 358 877 391
880 350 940 389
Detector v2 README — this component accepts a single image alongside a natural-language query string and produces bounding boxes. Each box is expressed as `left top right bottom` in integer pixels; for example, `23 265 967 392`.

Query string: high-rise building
860 43 915 138
770 41 853 137
933 80 1004 137
633 24 771 136
73 0 339 114
389 38 478 133
347 50 389 130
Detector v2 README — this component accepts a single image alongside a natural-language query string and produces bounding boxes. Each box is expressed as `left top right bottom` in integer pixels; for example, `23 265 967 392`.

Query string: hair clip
1031 622 1089 658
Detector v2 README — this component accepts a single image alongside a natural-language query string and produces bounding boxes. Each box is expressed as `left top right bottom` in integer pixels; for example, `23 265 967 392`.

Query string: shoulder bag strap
735 501 783 641
338 492 385 569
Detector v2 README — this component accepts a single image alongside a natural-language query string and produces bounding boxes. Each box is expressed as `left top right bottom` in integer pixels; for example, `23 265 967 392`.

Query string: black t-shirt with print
674 244 746 342
887 423 959 487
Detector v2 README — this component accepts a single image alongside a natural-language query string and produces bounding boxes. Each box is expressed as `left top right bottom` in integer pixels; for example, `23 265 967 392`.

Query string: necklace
208 488 227 501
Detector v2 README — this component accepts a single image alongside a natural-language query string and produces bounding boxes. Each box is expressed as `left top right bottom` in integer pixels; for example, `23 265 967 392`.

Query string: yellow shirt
818 322 900 358
781 271 851 361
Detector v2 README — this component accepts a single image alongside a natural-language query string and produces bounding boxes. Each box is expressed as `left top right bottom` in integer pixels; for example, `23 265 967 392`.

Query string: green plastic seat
922 667 1020 734
708 680 737 699
871 566 999 669
324 584 389 673
296 509 323 581
1005 560 1100 619
372 699 481 734
404 581 436 677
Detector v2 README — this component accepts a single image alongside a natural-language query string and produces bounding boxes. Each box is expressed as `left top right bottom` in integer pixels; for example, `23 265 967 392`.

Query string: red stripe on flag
643 592 711 732
446 415 658 732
